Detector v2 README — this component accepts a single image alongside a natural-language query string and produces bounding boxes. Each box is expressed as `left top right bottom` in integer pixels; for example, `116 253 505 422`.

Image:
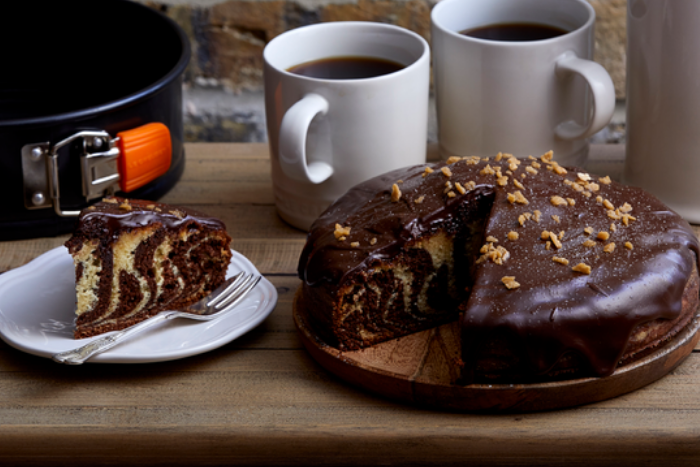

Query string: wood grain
1 143 700 465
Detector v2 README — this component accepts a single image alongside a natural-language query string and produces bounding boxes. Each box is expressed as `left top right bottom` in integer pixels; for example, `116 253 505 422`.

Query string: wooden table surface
1 143 699 466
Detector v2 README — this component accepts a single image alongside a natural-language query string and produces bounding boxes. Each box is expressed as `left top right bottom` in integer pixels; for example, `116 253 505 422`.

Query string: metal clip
22 131 121 217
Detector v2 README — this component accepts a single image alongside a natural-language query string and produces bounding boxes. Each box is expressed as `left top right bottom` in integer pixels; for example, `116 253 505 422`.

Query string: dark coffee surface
461 22 568 41
287 56 404 80
298 154 700 378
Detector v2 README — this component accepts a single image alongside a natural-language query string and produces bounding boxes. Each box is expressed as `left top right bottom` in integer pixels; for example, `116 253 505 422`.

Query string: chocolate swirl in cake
298 153 700 381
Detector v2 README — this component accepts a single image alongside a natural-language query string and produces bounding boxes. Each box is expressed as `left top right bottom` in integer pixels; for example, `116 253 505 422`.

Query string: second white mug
431 0 616 166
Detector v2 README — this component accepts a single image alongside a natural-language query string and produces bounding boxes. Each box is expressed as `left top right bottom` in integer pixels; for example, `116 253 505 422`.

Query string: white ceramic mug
263 22 430 231
431 0 616 166
624 0 700 222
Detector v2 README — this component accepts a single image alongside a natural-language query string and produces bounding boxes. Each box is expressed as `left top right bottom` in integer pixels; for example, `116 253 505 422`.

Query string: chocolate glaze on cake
298 153 700 382
66 197 232 339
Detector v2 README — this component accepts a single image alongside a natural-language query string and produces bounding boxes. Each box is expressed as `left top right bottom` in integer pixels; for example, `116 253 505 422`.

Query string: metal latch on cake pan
21 122 172 217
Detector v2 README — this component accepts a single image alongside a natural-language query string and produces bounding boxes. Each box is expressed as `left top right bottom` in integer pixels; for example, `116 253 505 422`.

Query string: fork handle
53 312 174 365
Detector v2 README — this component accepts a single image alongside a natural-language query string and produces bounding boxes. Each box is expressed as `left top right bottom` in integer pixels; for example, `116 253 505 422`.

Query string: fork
52 272 261 365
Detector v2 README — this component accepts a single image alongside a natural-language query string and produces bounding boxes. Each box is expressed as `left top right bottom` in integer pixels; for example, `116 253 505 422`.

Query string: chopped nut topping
526 166 538 175
586 183 600 193
625 241 633 250
548 231 562 249
583 239 596 247
619 202 633 213
465 181 477 190
338 236 346 241
171 210 184 219
533 210 542 222
119 202 132 211
146 204 156 209
582 191 592 198
607 210 621 220
103 197 118 204
86 206 96 211
531 161 542 169
597 231 610 241
622 214 636 226
599 176 612 185
497 176 509 186
572 263 592 274
502 276 520 289
604 243 615 253
391 183 401 202
476 242 511 265
447 191 456 198
414 195 425 204
506 170 513 175
518 214 527 226
550 196 568 207
444 181 452 192
567 198 576 206
481 164 496 176
514 179 525 189
446 156 461 164
423 166 434 177
155 207 162 212
577 172 591 182
552 256 569 265
508 231 519 241
610 223 617 232
596 196 603 204
484 236 497 243
495 152 503 162
553 165 567 175
602 199 614 210
334 224 351 239
558 231 565 240
350 242 360 248
441 166 453 177
584 226 594 235
563 179 573 186
552 215 560 223
370 238 378 245
541 231 550 240
455 182 466 195
507 193 516 204
512 191 529 205
572 183 584 192
541 150 554 162
521 173 527 179
546 241 552 250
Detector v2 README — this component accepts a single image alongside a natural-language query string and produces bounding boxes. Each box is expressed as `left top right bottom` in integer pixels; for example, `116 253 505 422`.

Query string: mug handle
279 93 333 184
554 51 616 141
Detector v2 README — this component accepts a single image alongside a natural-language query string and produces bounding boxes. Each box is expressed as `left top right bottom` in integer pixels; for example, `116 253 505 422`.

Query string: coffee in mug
461 23 568 41
287 56 405 80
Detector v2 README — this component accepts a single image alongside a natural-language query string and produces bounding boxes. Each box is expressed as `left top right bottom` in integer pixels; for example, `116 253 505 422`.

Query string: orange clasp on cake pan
21 123 172 217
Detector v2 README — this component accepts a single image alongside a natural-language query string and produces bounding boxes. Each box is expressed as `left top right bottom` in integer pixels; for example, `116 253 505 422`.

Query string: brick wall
141 0 628 142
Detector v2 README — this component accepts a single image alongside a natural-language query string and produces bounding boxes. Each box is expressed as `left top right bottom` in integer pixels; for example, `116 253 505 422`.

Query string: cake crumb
350 242 360 248
604 243 616 253
550 196 568 207
597 231 610 241
572 263 592 274
441 166 453 177
334 224 351 239
625 241 633 250
414 195 425 204
391 183 401 202
552 256 569 265
507 231 519 241
502 276 520 289
599 176 612 185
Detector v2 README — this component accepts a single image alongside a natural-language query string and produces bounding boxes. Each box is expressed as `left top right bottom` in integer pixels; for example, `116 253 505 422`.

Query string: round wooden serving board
293 288 700 412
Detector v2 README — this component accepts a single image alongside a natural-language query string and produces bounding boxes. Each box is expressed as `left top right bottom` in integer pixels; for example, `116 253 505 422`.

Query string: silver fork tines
52 272 261 365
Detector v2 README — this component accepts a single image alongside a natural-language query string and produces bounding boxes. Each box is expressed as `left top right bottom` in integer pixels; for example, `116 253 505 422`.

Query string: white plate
0 247 277 363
